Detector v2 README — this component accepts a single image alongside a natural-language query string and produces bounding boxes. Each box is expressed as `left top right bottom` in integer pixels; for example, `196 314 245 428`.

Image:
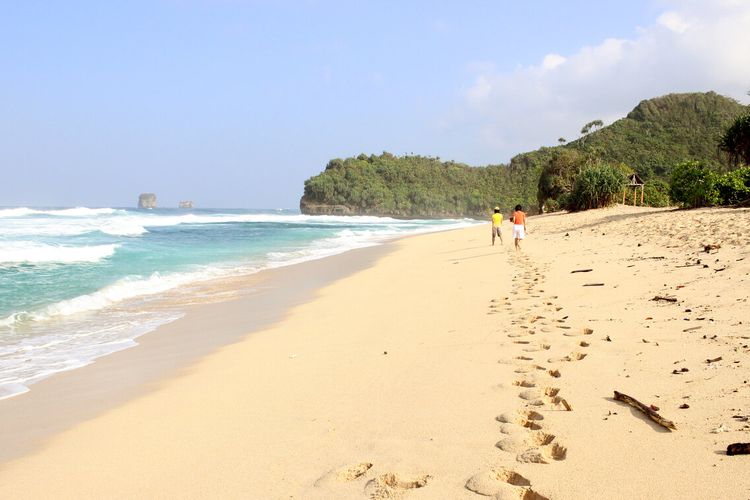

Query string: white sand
1 205 749 499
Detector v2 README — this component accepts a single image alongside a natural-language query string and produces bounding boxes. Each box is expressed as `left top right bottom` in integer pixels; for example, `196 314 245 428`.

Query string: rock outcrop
178 200 194 209
299 198 352 215
138 193 157 209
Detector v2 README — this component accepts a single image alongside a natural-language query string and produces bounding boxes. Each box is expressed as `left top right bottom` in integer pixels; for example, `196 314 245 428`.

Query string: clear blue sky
2 1 748 208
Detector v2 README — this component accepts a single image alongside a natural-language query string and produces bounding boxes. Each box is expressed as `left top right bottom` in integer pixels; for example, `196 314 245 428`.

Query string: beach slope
1 206 749 499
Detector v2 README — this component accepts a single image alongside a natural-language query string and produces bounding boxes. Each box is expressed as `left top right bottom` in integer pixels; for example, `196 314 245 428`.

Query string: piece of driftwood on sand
727 443 750 455
613 390 677 431
652 295 678 303
570 269 593 273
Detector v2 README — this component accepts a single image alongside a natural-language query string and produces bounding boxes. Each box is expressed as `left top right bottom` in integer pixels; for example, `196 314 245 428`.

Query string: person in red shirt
510 204 527 251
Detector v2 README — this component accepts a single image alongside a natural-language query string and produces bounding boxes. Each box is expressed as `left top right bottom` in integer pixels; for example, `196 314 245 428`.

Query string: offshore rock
138 193 157 209
178 200 194 209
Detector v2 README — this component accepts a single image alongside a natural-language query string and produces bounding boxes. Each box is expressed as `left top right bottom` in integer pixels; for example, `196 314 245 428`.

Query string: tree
718 113 750 167
558 137 566 145
579 119 604 148
537 148 586 211
580 119 604 136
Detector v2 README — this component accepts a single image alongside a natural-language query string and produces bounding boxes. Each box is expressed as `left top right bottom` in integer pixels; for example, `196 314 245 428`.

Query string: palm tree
719 113 750 167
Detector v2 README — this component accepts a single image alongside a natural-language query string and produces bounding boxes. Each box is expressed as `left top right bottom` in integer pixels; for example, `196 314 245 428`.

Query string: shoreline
1 205 749 499
0 241 394 463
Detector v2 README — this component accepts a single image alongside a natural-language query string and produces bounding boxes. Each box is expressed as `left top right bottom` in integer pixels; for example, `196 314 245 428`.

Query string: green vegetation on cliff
301 92 749 217
568 91 747 178
301 153 542 217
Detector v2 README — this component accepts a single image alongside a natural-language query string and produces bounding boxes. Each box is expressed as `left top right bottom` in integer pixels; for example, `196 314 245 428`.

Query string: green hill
300 153 541 218
300 92 749 217
572 91 747 178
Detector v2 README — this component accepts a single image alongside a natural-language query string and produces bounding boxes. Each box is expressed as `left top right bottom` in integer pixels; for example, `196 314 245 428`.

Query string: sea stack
138 193 157 209
178 201 194 209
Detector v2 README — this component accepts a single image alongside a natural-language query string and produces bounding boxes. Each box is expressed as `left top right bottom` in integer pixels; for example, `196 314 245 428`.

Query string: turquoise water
0 207 477 398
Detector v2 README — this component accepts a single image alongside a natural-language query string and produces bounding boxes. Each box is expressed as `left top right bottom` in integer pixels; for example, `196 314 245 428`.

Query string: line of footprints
468 253 593 499
309 255 592 499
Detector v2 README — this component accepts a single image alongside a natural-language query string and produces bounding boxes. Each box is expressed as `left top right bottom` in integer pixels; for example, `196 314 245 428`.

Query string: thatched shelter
623 173 645 205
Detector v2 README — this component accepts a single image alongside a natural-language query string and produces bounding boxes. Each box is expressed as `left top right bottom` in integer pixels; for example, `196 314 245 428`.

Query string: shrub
669 161 720 208
567 164 626 211
642 179 672 207
715 166 750 204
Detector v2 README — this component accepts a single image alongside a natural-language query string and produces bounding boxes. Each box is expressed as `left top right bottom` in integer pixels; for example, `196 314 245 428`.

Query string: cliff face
299 199 352 215
138 193 157 209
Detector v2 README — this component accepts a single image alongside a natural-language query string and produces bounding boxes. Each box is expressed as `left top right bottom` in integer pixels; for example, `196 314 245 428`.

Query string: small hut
622 173 645 206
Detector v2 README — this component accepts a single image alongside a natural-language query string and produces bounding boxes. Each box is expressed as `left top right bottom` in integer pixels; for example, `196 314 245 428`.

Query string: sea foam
0 242 119 264
0 207 121 217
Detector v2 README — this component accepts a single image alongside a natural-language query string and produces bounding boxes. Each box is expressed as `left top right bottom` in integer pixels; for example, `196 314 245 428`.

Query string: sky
1 0 749 208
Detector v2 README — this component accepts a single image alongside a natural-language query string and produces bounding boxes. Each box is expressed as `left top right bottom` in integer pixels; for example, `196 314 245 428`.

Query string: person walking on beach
491 207 503 245
511 204 527 251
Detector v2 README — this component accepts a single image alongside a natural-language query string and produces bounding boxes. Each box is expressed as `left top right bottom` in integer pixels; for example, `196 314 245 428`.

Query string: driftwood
652 295 677 303
613 390 676 430
583 283 605 287
571 269 593 273
727 443 750 456
706 356 723 363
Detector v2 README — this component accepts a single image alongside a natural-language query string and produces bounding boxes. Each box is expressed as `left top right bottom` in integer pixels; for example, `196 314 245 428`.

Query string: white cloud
453 1 750 164
657 11 691 33
541 53 566 70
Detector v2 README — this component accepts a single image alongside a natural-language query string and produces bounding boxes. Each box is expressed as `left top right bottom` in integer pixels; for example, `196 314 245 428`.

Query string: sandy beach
1 205 750 499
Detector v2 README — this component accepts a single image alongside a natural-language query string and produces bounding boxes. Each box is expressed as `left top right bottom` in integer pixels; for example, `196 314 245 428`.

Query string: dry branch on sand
652 295 677 303
613 391 677 431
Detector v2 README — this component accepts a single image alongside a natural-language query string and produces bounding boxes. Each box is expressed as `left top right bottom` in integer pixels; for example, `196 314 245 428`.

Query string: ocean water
0 207 477 399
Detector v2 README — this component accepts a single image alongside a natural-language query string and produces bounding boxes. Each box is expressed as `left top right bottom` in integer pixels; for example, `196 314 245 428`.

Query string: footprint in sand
522 342 551 353
517 387 570 410
547 369 561 378
496 409 544 430
314 462 373 487
496 430 568 464
512 378 537 388
563 327 594 337
364 472 431 499
507 332 531 338
513 364 546 374
465 468 549 499
518 387 559 401
516 442 568 464
548 352 587 363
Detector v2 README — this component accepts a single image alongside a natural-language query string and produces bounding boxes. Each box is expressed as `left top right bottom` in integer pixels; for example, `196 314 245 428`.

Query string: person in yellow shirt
491 207 503 245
